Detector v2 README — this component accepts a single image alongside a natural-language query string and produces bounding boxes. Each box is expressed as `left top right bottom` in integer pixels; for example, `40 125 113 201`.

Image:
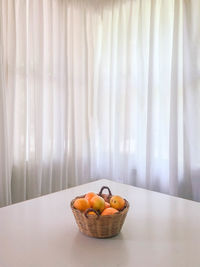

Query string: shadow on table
68 231 130 267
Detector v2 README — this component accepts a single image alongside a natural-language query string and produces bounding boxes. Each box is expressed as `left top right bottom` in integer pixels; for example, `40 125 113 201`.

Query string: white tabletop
0 179 200 267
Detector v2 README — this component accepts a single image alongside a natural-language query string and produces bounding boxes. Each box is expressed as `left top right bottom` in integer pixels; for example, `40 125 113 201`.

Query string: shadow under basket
70 186 129 238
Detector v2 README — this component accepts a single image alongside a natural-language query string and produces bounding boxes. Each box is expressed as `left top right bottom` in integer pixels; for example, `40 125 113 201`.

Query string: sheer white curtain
0 0 200 207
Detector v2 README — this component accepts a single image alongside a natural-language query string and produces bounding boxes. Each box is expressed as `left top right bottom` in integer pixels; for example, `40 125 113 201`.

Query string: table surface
0 179 200 267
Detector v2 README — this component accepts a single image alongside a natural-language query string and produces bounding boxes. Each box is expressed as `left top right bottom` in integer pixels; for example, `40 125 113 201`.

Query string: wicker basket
71 186 129 238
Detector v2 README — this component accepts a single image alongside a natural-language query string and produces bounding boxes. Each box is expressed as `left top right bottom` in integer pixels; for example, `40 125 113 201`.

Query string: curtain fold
0 1 12 206
0 0 200 207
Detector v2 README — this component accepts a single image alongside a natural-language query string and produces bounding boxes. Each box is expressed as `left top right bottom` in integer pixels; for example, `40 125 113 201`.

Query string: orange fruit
101 207 118 216
85 192 97 207
87 211 96 215
90 195 105 213
110 195 125 211
101 194 110 203
73 198 90 211
104 202 110 209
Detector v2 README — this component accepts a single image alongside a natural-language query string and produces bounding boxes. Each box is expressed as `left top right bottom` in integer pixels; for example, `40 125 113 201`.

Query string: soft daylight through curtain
0 0 200 207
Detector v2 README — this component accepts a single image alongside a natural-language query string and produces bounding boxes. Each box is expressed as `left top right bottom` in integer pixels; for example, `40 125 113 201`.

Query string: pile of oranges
73 192 125 216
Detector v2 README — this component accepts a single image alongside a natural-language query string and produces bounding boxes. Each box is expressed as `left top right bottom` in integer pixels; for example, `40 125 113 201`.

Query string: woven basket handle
98 186 112 197
85 208 100 219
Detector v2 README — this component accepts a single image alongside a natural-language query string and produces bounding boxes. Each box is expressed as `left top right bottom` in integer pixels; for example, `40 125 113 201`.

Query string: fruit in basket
101 194 110 203
88 211 97 215
101 207 119 216
110 195 125 211
90 195 105 213
73 198 90 211
105 202 110 209
85 192 97 207
71 186 129 238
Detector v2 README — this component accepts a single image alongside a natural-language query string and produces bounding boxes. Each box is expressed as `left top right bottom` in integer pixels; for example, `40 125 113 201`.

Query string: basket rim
71 194 129 218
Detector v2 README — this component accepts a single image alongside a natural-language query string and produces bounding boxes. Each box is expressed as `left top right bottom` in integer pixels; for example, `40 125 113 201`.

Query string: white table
0 179 200 267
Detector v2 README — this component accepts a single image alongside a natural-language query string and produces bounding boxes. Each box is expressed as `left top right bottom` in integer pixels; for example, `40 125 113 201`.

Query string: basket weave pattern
71 189 129 238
